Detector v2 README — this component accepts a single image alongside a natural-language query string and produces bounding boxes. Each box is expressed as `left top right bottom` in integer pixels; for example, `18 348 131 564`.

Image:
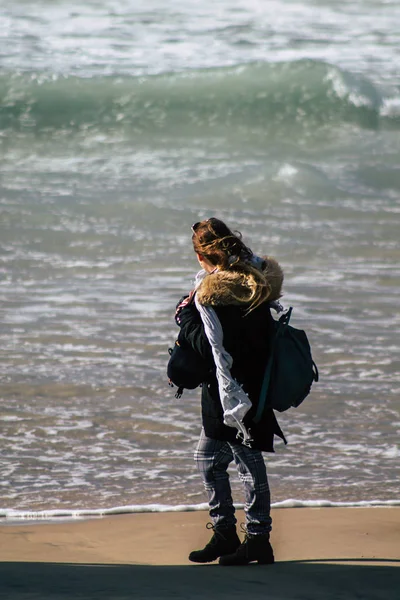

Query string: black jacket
177 298 286 452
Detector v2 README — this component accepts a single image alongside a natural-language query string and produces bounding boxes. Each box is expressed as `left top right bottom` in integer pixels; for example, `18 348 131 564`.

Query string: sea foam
1 499 399 524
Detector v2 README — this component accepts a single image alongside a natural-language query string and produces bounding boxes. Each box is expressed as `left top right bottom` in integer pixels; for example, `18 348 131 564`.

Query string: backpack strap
175 386 184 399
253 308 292 424
313 361 319 382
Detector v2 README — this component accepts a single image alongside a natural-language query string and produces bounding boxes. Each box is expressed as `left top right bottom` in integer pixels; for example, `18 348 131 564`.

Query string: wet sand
0 507 399 599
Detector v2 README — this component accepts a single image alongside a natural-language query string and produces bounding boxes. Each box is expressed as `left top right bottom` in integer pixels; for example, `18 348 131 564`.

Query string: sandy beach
1 507 399 599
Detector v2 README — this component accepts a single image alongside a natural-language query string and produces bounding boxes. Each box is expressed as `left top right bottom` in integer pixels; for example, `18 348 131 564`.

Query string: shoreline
1 498 399 525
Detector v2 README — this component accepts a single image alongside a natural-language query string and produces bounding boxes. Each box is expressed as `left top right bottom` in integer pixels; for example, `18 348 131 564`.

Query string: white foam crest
380 96 400 118
325 67 381 110
1 499 399 523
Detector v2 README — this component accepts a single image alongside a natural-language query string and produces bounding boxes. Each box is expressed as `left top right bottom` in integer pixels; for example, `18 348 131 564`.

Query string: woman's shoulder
196 269 250 307
196 255 283 312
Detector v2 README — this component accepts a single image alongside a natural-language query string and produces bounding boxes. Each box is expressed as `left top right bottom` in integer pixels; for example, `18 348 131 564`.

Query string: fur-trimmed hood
196 256 283 310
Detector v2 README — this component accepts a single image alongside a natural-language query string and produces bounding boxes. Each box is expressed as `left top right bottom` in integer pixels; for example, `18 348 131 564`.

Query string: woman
175 217 286 566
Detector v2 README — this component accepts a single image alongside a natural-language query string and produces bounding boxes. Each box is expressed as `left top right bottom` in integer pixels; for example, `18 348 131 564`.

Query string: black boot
219 532 274 566
188 523 241 563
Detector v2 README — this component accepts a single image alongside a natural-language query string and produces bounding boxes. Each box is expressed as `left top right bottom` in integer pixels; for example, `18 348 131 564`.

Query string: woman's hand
175 290 196 324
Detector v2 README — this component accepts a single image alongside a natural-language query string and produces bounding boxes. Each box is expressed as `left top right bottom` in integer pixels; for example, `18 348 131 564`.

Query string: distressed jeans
194 428 272 535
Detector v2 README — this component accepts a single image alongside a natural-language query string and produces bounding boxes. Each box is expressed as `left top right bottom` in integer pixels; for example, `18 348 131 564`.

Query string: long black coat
176 299 286 452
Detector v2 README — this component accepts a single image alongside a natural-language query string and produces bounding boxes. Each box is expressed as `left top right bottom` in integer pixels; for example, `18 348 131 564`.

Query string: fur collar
196 256 283 309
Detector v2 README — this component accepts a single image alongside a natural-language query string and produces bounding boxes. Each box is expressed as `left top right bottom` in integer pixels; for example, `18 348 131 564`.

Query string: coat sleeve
176 302 214 365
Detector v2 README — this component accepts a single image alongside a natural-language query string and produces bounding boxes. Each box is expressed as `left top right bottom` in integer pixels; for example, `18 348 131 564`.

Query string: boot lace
206 522 231 546
238 523 251 557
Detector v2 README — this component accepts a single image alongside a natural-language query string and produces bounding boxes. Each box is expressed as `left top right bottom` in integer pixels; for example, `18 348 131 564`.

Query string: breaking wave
1 61 398 137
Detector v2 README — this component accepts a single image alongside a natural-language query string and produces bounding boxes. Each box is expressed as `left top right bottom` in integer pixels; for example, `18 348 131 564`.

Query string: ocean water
0 0 399 521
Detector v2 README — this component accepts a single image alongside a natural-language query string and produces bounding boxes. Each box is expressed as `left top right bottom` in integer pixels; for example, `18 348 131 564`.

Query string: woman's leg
217 443 274 565
194 428 236 528
189 429 241 563
229 442 272 535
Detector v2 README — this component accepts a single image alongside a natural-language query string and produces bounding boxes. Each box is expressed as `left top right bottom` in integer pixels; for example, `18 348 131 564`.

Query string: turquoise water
0 0 399 517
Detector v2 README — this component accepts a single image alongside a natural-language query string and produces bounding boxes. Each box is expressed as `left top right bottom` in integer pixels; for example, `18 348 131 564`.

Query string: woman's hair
191 217 253 269
192 217 273 312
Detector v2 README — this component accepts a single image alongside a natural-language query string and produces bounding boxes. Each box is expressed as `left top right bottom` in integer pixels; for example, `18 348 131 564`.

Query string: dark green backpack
253 307 318 421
